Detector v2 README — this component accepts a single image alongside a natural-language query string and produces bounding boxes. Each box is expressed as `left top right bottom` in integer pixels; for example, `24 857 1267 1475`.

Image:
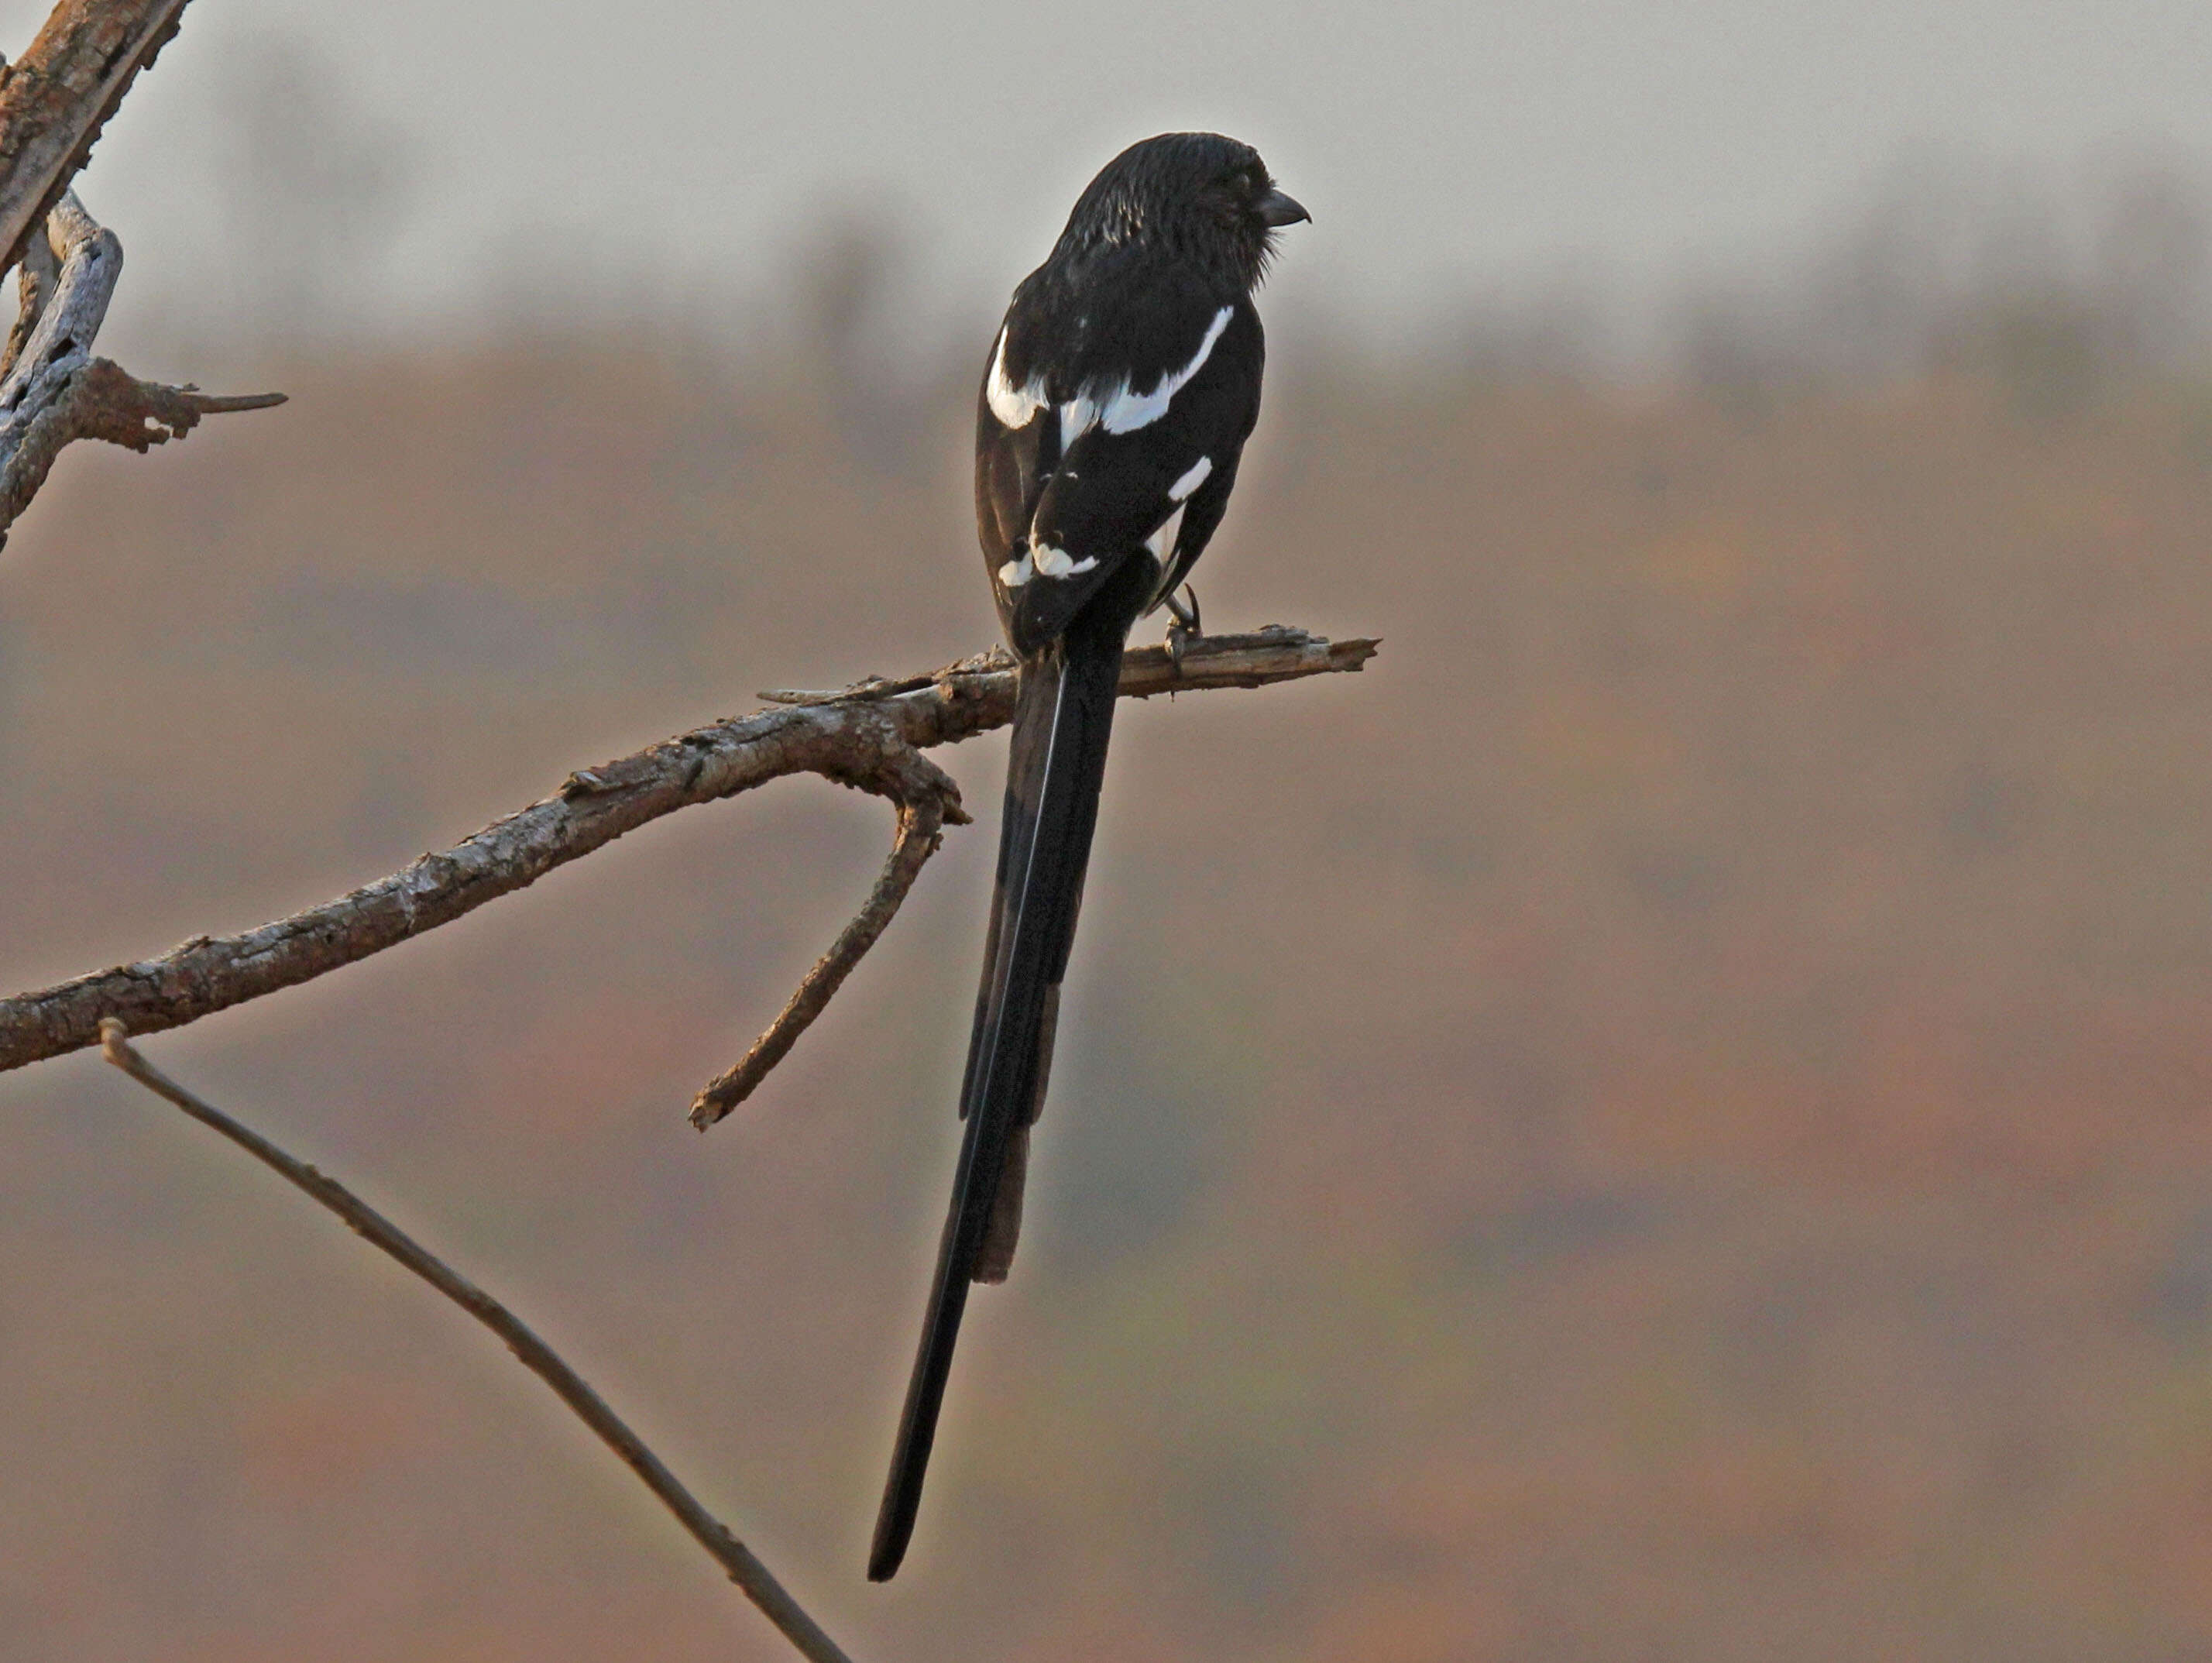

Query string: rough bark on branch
0 0 194 277
0 627 1378 1074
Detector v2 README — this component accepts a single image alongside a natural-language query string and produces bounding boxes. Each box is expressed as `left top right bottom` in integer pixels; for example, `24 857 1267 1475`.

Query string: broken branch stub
0 191 283 551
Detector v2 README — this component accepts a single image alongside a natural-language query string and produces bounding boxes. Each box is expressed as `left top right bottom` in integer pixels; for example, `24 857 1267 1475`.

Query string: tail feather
868 631 1124 1581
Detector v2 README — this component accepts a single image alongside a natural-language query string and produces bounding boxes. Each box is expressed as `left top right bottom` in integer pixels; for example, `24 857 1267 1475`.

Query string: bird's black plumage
870 132 1306 1582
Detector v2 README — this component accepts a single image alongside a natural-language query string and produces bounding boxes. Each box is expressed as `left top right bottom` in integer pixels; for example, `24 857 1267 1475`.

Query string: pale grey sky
18 0 2212 350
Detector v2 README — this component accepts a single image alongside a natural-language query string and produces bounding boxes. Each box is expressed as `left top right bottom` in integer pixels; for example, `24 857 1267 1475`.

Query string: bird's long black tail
868 625 1125 1581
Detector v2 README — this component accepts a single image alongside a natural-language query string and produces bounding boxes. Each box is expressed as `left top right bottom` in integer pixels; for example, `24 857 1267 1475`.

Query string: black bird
870 132 1307 1582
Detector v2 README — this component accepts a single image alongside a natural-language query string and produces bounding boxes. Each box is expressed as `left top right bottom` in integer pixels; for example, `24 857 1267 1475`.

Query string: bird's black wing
977 287 1264 648
869 290 1264 1582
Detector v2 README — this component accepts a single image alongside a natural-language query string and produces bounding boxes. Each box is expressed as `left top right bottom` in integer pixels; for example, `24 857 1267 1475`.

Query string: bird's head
1056 132 1309 293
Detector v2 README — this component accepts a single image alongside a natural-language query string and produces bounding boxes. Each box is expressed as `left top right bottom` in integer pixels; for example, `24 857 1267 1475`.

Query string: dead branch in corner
0 2 287 553
0 191 282 548
0 0 198 277
0 628 1379 1084
98 1019 860 1663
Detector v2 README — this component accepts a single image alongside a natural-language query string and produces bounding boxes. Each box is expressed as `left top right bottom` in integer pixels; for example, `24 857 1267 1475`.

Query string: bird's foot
1165 584 1202 670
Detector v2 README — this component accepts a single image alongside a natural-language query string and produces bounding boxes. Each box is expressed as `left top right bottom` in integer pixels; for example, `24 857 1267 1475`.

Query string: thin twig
692 792 948 1129
0 627 1377 1074
96 1018 860 1663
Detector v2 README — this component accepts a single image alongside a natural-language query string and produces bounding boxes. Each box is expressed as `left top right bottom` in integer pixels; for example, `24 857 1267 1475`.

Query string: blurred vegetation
11 147 2212 1660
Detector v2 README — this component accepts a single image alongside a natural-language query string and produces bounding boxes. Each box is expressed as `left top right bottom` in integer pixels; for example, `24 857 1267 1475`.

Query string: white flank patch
998 552 1035 588
1146 505 1187 562
1098 307 1234 435
1169 455 1214 501
1032 543 1099 579
985 328 1046 428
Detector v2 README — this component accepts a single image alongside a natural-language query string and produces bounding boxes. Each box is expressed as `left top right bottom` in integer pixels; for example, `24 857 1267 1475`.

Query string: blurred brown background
12 9 2212 1662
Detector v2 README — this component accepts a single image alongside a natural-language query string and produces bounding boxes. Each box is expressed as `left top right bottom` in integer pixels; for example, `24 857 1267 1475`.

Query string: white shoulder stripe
1100 306 1235 435
986 328 1046 428
996 306 1235 445
1169 455 1213 501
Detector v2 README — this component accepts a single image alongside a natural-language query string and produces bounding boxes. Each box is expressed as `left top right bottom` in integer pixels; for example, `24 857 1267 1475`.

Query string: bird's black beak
1257 188 1310 228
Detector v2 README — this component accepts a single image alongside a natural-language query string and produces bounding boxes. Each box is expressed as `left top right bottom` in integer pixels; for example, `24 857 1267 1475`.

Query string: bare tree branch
0 191 282 547
0 627 1378 1076
0 189 113 400
0 0 194 276
97 1019 860 1663
691 791 953 1129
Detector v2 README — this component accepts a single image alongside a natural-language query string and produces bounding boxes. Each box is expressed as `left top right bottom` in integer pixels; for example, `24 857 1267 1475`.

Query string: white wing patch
998 542 1099 590
1032 543 1098 579
1169 455 1214 501
986 328 1046 428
